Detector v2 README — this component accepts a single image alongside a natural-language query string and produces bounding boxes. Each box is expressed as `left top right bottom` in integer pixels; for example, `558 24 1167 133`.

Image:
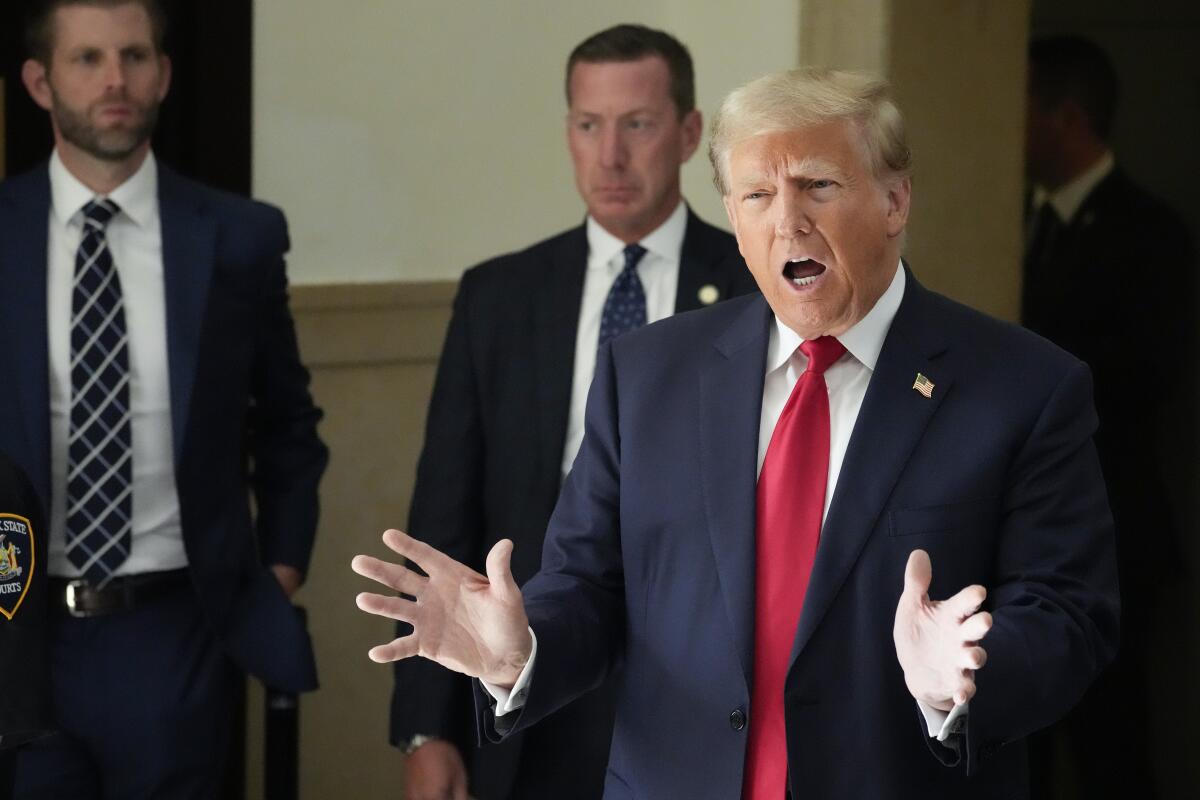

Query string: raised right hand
352 529 533 688
404 739 469 800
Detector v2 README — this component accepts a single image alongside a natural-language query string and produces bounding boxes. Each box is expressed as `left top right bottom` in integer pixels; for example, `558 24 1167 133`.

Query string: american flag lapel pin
912 373 934 398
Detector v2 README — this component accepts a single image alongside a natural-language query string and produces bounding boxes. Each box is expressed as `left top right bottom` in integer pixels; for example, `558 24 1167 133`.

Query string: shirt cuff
479 628 537 717
918 700 968 742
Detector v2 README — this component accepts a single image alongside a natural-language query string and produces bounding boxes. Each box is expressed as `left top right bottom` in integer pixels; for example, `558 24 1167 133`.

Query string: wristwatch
402 734 440 755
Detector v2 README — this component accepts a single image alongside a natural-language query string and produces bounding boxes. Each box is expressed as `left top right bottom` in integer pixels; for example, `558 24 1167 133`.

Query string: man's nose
774 191 813 237
599 127 628 169
102 55 128 91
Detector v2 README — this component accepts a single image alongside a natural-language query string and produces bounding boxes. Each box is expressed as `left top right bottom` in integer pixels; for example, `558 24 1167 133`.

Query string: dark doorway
1 0 252 196
1027 2 1200 799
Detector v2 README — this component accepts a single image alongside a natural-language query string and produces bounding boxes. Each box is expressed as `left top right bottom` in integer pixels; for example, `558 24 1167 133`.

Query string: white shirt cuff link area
481 628 538 717
918 699 968 742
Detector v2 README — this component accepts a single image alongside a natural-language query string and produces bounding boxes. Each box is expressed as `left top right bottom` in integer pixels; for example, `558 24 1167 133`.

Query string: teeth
789 258 811 264
791 275 818 286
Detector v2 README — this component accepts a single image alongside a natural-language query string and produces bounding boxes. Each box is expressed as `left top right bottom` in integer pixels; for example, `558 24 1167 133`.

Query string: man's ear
21 59 54 112
679 108 703 163
157 54 172 102
885 175 911 238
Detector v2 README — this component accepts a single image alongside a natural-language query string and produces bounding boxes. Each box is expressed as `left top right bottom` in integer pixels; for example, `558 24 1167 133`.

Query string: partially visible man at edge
358 68 1118 799
0 1 327 797
1022 35 1196 800
389 23 757 800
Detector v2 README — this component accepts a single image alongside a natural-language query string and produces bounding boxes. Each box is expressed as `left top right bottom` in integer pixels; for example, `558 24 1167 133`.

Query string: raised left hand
892 549 993 711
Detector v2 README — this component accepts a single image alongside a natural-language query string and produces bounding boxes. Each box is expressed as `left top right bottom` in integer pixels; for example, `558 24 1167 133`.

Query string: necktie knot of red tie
799 335 846 376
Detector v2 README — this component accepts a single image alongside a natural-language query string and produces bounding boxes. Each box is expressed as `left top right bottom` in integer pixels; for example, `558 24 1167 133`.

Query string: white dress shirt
561 200 686 477
46 151 187 577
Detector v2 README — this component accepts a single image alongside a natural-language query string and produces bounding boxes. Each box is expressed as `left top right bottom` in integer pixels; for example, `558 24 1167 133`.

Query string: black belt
49 569 190 618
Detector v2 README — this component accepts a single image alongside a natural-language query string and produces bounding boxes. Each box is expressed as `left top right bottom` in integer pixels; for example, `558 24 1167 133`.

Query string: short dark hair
566 24 695 117
1028 35 1118 140
25 0 168 65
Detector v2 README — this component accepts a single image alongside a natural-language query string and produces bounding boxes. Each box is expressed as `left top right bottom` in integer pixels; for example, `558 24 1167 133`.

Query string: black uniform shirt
0 450 51 750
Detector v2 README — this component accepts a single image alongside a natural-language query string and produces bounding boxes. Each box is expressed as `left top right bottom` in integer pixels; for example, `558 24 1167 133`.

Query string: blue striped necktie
598 243 648 347
65 198 132 587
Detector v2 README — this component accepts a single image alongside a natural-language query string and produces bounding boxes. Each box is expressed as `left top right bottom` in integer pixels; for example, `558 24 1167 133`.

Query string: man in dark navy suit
388 24 755 800
1023 36 1196 800
0 2 327 797
357 68 1118 799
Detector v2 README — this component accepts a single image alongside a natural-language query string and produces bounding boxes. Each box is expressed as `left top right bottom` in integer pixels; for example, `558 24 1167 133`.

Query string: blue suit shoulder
159 165 287 236
916 284 1086 378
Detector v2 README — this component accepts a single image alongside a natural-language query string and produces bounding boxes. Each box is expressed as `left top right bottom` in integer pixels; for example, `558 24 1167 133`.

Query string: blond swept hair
708 68 911 195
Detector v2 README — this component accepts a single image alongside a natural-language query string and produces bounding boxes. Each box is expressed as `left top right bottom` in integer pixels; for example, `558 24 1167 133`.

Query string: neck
597 192 681 245
55 140 151 195
1040 141 1108 192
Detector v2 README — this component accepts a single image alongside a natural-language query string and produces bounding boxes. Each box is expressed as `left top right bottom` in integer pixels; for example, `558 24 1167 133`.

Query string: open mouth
783 257 826 287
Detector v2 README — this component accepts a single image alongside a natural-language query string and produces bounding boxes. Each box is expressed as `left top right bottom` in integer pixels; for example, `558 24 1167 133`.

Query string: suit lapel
791 275 952 664
533 225 588 479
0 170 53 502
698 295 773 688
158 167 217 464
676 208 737 313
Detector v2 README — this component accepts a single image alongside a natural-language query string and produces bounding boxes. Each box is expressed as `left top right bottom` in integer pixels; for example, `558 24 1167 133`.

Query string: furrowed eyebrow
734 158 845 188
782 157 844 181
734 173 769 188
571 107 658 120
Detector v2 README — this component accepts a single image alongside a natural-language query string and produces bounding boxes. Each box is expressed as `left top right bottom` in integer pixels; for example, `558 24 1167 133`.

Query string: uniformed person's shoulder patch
0 513 35 620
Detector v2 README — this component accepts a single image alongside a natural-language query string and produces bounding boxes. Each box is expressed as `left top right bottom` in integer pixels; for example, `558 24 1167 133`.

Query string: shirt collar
586 199 688 268
49 149 158 229
1032 150 1114 224
766 260 906 374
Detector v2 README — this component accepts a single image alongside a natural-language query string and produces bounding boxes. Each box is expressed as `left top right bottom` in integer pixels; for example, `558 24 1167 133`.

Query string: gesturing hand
352 528 533 688
892 549 993 712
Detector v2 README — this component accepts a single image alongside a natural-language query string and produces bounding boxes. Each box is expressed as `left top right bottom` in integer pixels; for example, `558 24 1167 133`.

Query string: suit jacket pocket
889 499 998 537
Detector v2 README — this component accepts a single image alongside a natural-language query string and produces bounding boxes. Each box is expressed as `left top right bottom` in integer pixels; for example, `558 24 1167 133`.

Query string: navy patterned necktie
65 198 132 587
598 243 648 347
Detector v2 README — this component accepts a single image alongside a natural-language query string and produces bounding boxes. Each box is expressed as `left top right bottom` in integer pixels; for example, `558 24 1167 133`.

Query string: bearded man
0 2 328 797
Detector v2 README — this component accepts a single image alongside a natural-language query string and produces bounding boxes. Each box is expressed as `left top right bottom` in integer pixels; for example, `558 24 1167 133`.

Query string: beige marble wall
244 281 456 799
888 0 1031 322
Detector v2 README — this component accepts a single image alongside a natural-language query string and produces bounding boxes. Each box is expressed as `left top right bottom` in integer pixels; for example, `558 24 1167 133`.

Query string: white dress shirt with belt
488 262 965 741
46 150 186 578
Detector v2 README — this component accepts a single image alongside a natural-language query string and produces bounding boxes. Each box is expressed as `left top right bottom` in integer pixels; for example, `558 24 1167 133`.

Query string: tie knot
83 198 119 230
622 243 647 272
799 336 846 375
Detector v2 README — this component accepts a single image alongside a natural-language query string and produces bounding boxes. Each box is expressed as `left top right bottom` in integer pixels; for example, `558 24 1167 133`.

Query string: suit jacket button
730 708 746 731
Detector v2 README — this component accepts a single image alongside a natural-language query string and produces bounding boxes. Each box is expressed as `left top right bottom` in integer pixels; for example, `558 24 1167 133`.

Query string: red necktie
743 335 846 800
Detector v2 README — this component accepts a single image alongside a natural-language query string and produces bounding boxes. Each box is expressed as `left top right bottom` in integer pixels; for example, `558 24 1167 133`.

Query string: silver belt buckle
64 579 90 618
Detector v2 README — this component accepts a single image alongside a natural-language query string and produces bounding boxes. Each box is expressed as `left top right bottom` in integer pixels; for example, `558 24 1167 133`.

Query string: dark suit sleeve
955 360 1120 773
245 209 328 574
477 340 626 741
390 275 487 748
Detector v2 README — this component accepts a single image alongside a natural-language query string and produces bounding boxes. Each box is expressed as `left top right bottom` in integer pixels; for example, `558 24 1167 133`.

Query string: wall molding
290 280 457 368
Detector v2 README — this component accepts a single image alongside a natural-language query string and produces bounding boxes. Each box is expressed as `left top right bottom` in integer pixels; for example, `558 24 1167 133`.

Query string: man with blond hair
355 68 1118 798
